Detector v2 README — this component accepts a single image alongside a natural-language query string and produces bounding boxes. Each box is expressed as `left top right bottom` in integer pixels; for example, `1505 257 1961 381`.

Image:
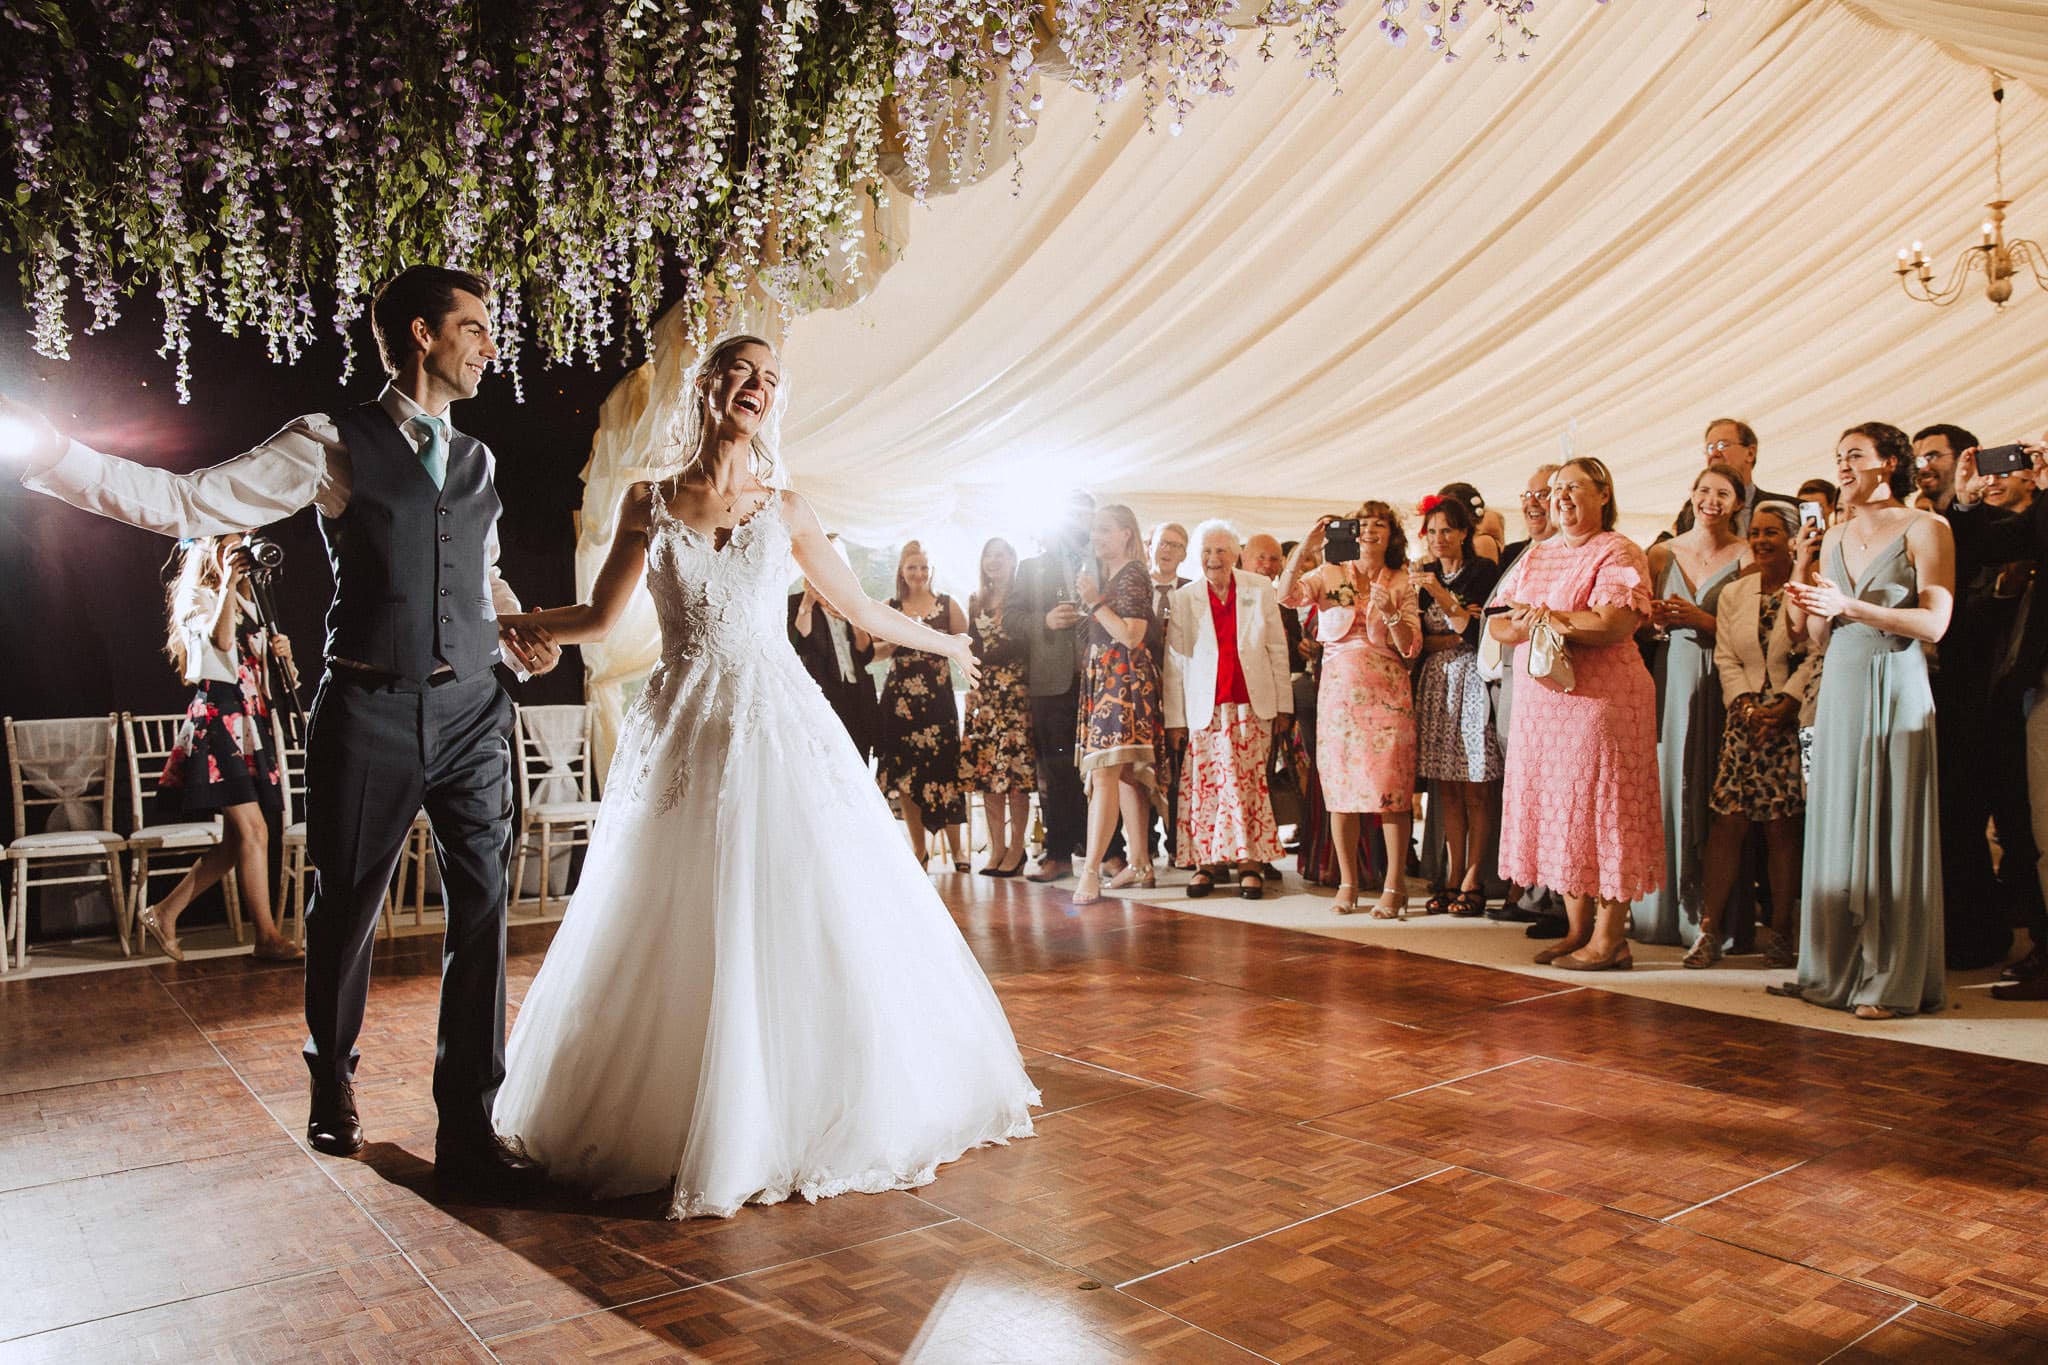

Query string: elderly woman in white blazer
1687 500 1819 969
1164 521 1295 899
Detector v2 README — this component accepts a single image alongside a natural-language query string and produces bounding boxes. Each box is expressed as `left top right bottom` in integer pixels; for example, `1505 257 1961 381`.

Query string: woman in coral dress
1280 502 1421 917
1489 458 1664 970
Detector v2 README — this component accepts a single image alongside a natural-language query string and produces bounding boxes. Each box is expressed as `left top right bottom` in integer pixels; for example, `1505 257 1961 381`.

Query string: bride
492 334 1038 1218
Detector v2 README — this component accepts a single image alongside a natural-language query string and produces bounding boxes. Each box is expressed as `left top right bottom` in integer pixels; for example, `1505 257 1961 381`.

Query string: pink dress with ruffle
1496 532 1666 902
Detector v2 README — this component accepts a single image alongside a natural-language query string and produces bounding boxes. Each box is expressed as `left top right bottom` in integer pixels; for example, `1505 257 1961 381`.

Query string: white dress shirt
24 384 525 672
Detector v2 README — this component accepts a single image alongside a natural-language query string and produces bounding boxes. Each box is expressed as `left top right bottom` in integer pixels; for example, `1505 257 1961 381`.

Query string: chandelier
1894 79 2048 310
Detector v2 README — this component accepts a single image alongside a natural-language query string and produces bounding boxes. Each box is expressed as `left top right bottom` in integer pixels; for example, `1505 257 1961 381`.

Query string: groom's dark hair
372 265 493 374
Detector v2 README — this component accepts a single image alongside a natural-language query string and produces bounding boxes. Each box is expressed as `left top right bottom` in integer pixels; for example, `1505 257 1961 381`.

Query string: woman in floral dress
876 541 970 870
962 537 1037 877
1281 503 1421 918
1073 504 1163 905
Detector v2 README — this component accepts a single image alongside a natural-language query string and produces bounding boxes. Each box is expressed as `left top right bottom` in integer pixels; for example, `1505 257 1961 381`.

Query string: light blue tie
409 413 448 490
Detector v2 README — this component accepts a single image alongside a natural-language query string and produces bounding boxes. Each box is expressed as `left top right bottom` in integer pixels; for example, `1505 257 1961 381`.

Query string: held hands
1407 562 1450 603
497 616 562 675
1739 693 1799 738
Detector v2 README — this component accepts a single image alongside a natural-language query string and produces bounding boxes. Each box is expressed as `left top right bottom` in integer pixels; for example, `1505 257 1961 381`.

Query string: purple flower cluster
0 1 1669 399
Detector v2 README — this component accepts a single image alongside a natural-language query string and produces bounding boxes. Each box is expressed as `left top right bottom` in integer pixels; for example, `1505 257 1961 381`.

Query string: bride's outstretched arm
499 482 656 645
784 491 982 687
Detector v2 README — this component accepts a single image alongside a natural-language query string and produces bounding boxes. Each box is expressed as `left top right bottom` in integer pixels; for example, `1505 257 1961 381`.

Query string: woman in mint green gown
1780 423 1955 1019
1634 467 1750 947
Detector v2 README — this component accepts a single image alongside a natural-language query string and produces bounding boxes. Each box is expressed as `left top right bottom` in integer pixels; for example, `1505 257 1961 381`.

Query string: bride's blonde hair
664 332 788 488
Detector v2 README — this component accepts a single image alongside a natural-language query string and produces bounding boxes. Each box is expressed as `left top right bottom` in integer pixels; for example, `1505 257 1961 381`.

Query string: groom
6 265 558 1195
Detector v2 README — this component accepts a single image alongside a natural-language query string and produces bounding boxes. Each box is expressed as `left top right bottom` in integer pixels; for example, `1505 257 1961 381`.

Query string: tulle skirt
494 641 1038 1218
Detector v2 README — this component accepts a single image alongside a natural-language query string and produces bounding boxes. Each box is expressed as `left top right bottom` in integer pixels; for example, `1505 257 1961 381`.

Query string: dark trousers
1030 687 1088 862
302 668 515 1142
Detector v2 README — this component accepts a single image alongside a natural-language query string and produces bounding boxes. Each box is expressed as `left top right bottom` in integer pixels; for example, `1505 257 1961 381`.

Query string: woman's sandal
1681 935 1722 970
1369 889 1408 920
1109 862 1158 890
1237 871 1264 901
138 906 185 963
252 939 304 963
1423 890 1456 916
1853 1004 1899 1021
1450 889 1486 918
1186 870 1216 899
1331 883 1359 915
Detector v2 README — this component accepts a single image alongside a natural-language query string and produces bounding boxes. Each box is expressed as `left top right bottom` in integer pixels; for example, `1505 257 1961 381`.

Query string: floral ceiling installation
0 0 1684 400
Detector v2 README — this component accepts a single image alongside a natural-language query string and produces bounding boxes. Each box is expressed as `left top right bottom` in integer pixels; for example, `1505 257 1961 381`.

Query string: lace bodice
644 491 795 669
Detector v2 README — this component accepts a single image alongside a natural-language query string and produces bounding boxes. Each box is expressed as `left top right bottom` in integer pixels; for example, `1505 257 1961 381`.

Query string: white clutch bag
1526 616 1576 693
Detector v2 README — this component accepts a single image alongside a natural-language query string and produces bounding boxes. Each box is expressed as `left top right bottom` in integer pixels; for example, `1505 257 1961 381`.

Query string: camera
1976 443 2031 478
1324 517 1362 564
245 534 285 570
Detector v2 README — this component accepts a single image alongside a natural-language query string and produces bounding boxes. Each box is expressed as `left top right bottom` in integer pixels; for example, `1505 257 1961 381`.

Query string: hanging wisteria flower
0 0 1679 399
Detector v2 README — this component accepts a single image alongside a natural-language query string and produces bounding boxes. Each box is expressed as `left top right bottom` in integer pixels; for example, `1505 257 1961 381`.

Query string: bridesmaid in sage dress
1781 423 1955 1019
1635 466 1751 948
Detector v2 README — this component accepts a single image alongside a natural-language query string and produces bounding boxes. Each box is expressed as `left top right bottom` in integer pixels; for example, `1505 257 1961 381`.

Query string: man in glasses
1913 424 1978 513
1672 418 1795 536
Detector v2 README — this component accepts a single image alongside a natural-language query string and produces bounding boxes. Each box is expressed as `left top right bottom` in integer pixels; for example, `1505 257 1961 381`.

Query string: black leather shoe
1488 905 1540 923
1991 970 2048 1002
308 1078 365 1156
1524 917 1570 940
2002 945 2048 982
434 1132 551 1200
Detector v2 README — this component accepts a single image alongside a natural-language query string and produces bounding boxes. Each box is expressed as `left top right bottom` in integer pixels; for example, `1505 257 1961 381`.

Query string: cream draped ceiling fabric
575 0 2048 757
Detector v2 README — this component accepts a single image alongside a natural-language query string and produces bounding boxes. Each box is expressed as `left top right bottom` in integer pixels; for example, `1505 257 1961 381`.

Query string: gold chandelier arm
1896 246 1987 305
2008 239 2048 292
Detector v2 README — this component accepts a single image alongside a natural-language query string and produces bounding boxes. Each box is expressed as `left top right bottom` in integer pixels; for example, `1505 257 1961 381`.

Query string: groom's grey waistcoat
322 401 502 680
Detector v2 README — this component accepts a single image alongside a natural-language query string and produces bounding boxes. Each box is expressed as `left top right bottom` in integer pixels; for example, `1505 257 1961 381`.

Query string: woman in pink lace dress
1280 502 1421 918
1489 458 1664 970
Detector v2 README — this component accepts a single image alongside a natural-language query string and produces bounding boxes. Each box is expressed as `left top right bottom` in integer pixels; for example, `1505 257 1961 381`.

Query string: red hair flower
1417 494 1445 518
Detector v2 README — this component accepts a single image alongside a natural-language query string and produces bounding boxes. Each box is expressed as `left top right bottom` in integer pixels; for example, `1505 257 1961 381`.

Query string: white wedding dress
494 492 1038 1218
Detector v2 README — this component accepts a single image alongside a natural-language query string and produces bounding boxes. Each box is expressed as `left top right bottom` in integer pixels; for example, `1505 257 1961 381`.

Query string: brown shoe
1026 859 1071 883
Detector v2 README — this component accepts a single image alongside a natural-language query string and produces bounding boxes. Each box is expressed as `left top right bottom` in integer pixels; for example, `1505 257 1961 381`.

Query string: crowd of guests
788 415 2048 1020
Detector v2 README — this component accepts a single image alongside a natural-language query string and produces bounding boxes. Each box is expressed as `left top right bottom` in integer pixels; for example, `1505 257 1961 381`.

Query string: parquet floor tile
1436 989 1961 1127
487 1219 1262 1362
356 1175 951 1339
1067 996 1523 1122
0 1253 491 1363
1674 1127 2048 1338
0 995 220 1096
990 961 1271 1053
1022 1047 1158 1115
0 1143 394 1340
1101 931 1570 1024
1307 1055 1880 1219
163 957 447 1035
1832 1305 2048 1362
0 1065 285 1192
918 1085 1445 1284
1127 1166 1911 1364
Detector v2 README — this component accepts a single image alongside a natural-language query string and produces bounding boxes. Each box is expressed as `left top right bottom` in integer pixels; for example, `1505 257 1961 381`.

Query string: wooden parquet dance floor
6 878 2048 1362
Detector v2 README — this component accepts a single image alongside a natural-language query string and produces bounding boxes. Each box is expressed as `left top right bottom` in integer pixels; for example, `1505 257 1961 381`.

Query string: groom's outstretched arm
7 397 343 535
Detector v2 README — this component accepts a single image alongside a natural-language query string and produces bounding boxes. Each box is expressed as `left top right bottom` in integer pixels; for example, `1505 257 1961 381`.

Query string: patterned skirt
1078 642 1163 799
1710 700 1805 821
1417 646 1503 783
1174 706 1282 867
159 680 283 815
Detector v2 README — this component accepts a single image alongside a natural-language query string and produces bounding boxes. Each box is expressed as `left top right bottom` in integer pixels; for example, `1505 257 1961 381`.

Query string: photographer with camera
135 533 302 963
